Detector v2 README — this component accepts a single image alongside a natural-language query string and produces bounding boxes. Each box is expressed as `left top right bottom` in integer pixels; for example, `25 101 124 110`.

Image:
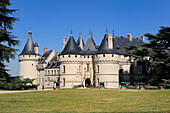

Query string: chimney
57 52 60 60
108 34 113 49
63 37 66 49
44 48 48 53
128 33 132 41
140 35 144 42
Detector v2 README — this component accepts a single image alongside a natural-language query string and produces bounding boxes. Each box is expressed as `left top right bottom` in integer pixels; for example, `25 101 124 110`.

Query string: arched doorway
85 78 91 87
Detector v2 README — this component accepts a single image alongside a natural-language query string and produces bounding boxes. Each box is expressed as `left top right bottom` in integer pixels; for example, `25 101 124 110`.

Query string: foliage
162 79 170 89
145 85 159 90
125 26 170 85
0 0 19 81
127 85 137 89
0 76 38 90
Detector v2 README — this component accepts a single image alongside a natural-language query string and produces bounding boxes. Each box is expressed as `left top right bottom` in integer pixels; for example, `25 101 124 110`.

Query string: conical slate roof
83 36 96 51
60 35 81 55
19 36 36 55
97 34 117 54
77 34 84 50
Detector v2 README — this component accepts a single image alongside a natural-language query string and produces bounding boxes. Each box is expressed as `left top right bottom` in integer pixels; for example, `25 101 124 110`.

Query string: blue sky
7 0 170 76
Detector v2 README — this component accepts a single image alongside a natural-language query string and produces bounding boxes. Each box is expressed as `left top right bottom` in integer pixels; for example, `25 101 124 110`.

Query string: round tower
18 29 40 83
59 32 82 88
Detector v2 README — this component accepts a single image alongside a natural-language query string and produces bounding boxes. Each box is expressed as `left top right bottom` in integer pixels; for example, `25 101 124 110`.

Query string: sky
7 0 170 76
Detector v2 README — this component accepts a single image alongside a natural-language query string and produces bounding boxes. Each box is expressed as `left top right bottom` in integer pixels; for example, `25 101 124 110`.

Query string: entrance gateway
85 78 91 87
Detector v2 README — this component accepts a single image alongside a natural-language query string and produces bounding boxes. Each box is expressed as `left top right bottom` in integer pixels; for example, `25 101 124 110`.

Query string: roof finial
89 29 91 36
29 27 32 34
113 28 114 37
28 27 32 38
79 32 82 36
91 31 93 37
106 23 108 34
71 24 73 36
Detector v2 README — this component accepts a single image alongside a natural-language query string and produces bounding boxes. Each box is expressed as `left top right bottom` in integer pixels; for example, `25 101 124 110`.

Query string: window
47 77 50 85
79 66 81 72
88 55 89 58
84 56 86 58
57 70 59 75
29 55 31 57
112 54 114 57
42 78 44 83
87 64 89 72
48 70 50 75
75 55 77 58
97 65 99 73
63 55 64 58
97 78 99 87
39 78 41 84
54 70 56 75
63 78 65 87
63 66 65 73
51 70 53 75
103 54 105 57
45 71 47 75
32 64 33 66
68 55 70 57
120 65 122 69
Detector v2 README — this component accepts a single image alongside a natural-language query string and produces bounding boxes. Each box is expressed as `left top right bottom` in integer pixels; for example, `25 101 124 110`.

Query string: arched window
63 66 65 73
51 70 53 75
54 70 56 75
48 70 50 75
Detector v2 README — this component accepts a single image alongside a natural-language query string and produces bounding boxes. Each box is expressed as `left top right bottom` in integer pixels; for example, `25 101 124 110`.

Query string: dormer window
116 46 120 50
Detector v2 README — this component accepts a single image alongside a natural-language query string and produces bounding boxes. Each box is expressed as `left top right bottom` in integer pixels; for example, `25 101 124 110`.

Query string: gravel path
0 89 53 94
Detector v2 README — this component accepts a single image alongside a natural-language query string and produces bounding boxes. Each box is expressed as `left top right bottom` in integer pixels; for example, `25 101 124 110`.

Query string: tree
125 26 170 85
0 0 19 82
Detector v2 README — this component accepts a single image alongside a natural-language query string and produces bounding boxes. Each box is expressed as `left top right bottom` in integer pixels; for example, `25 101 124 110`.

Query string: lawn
0 89 170 112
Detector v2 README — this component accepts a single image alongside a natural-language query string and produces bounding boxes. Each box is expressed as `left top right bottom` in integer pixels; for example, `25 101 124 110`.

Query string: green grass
0 89 170 112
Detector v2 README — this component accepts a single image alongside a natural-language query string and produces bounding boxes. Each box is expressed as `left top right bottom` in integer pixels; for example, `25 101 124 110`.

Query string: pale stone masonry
19 28 144 88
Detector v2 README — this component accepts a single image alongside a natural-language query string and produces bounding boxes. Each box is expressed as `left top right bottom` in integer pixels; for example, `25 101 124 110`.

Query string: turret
18 29 40 83
34 42 39 54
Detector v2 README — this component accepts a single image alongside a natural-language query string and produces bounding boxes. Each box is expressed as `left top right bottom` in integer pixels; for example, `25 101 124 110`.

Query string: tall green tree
125 26 170 85
0 0 19 79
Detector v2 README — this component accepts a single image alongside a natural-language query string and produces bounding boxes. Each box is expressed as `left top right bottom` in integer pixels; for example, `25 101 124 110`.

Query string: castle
18 28 144 88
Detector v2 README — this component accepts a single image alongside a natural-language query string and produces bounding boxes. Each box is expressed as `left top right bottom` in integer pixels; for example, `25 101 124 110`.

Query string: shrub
145 85 159 90
127 86 137 89
162 79 170 89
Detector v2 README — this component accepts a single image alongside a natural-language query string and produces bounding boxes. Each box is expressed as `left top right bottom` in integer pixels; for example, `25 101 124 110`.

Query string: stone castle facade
18 29 145 88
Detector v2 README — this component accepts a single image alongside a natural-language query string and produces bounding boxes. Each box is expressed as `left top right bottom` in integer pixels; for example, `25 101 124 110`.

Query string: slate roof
60 35 81 55
97 34 118 54
77 34 85 50
45 52 59 69
38 50 52 64
113 36 144 54
19 37 37 55
81 36 97 55
59 33 144 55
